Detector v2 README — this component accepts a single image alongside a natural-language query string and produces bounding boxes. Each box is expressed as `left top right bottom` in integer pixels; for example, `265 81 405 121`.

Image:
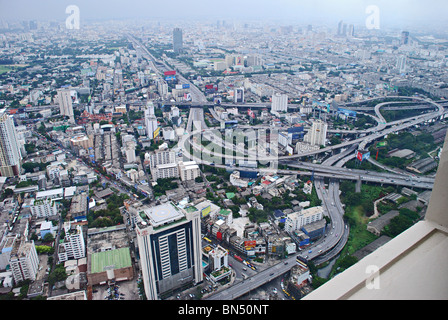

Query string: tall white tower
0 109 22 177
304 119 328 147
271 93 288 113
145 102 158 139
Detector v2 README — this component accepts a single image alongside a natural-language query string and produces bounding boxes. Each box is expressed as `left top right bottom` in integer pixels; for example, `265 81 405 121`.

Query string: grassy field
0 65 15 74
319 184 382 280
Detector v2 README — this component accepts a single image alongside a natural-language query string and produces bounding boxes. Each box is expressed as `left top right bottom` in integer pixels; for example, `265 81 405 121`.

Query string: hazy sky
1 0 447 30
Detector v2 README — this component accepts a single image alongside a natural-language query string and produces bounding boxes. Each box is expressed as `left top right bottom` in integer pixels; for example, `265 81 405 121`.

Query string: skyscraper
234 88 244 103
337 20 343 36
304 119 328 147
145 102 158 139
397 55 407 73
57 88 75 123
271 93 288 113
173 28 183 53
0 109 22 177
401 31 410 45
9 238 39 283
136 202 202 300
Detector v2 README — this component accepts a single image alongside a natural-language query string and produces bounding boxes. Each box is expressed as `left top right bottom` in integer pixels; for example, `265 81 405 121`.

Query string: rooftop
142 202 185 228
90 247 132 274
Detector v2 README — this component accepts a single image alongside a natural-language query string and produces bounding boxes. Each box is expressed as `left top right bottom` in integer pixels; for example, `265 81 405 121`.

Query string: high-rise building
304 119 328 147
0 109 22 177
58 222 86 263
401 31 410 45
337 20 344 36
397 55 407 73
348 24 355 37
136 202 202 300
234 88 244 103
145 102 158 139
173 28 183 53
149 149 176 169
57 88 75 123
178 161 200 181
9 238 39 283
271 93 288 113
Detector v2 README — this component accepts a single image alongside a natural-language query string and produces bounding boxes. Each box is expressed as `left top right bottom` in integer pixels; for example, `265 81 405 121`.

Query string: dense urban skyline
1 0 448 31
0 0 446 303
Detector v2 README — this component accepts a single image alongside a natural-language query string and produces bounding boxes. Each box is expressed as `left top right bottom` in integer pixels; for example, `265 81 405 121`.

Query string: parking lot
92 279 140 300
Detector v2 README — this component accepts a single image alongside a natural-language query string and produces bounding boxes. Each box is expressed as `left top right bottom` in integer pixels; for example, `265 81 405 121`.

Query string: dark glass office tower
173 28 183 53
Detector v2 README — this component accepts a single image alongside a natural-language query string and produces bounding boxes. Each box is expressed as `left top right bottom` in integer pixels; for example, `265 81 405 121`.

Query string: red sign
357 151 363 161
217 232 222 241
205 84 214 89
164 70 176 76
244 240 256 248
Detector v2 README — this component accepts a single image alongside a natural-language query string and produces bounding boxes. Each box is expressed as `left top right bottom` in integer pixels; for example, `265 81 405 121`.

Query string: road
204 96 442 300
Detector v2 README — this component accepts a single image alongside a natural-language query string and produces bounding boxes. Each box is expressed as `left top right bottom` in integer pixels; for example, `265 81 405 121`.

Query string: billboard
225 120 238 129
153 127 160 139
165 76 176 81
164 70 176 76
201 205 211 218
244 240 256 250
182 83 190 89
338 108 357 118
356 150 370 162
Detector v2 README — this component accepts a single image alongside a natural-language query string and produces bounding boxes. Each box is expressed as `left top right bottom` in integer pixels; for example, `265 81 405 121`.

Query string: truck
234 255 244 262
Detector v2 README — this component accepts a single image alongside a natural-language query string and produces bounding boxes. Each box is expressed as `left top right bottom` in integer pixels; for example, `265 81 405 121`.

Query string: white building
178 161 200 181
124 143 136 163
396 55 407 73
57 88 75 123
271 93 288 113
9 238 39 283
0 109 23 177
58 222 86 263
229 171 248 188
30 199 58 218
35 188 64 201
152 163 179 180
148 149 176 169
234 88 244 103
145 102 158 138
284 206 324 233
162 127 176 141
304 120 327 147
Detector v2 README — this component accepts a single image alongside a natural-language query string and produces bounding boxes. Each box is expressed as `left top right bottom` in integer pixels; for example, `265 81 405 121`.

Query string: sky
1 0 447 31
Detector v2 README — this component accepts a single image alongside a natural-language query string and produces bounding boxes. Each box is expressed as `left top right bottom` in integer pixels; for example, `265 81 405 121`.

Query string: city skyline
1 0 448 32
0 0 447 303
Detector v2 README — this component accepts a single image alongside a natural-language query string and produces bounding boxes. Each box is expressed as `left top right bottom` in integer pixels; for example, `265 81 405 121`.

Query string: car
284 261 288 265
308 250 312 253
270 273 274 276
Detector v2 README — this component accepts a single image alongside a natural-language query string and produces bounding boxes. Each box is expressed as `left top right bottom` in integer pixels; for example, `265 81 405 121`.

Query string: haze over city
1 0 448 31
0 0 447 305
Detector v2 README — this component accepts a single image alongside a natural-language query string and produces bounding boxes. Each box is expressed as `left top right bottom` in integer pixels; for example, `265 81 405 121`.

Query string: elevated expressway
204 97 443 300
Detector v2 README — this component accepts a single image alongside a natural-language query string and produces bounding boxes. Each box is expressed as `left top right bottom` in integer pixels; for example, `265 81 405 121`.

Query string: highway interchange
128 36 445 300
